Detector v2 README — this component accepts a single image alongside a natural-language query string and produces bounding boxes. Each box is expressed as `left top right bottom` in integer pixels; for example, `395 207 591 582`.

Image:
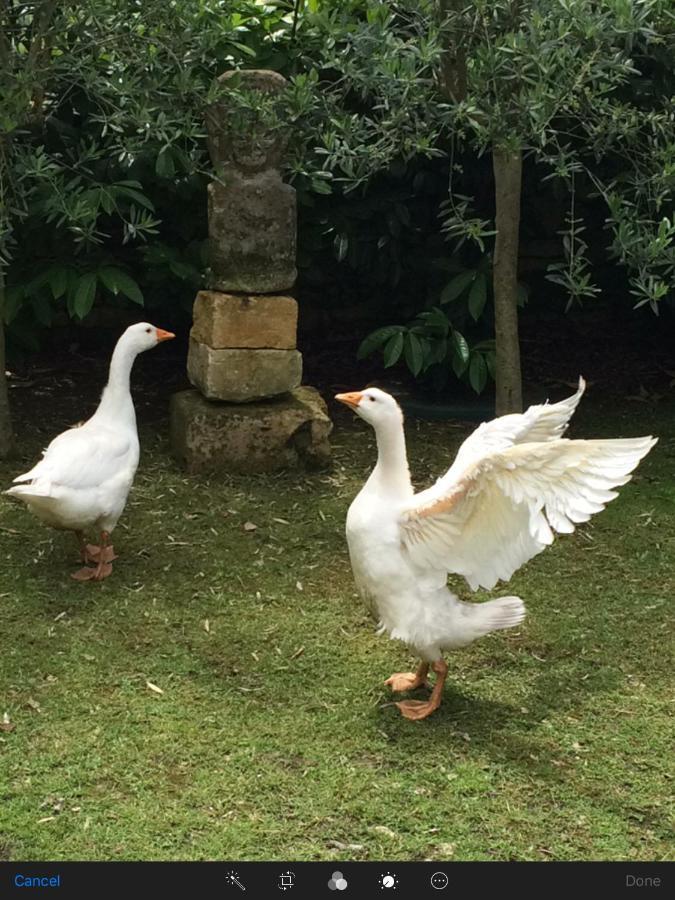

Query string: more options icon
430 871 449 890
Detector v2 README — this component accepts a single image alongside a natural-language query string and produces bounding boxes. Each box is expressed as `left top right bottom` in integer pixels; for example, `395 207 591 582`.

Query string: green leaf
155 149 175 179
48 266 68 300
334 233 349 262
404 332 424 377
383 331 404 367
468 273 488 320
114 185 155 211
99 266 143 305
469 353 488 394
357 325 403 359
430 337 448 364
441 270 475 304
71 273 97 320
451 330 470 366
310 177 332 195
231 41 257 58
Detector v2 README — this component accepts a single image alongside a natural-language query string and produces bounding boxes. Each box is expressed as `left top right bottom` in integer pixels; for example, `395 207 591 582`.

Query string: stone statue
170 68 332 474
206 69 297 293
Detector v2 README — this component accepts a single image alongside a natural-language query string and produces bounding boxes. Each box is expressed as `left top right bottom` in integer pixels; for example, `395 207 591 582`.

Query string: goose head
335 387 403 429
121 322 175 354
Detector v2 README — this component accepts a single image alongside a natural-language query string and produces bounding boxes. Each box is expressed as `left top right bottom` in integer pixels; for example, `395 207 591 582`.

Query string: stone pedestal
170 69 332 473
170 386 332 474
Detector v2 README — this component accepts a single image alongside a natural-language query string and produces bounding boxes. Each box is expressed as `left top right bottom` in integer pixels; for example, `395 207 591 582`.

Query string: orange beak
156 328 175 342
335 391 363 410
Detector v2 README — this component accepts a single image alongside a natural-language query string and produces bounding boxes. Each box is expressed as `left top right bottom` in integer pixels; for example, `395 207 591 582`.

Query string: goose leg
385 661 430 693
74 531 101 566
395 659 448 721
91 531 114 581
71 531 114 581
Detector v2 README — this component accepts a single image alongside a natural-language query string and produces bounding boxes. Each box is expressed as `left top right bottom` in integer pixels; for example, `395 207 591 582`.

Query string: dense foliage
0 0 673 438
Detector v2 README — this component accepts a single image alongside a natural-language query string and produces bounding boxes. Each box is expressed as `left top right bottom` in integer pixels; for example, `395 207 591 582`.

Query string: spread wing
11 424 134 494
447 377 586 478
400 436 656 591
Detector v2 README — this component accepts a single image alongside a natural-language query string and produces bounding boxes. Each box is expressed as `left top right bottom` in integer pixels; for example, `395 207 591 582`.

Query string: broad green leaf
383 331 404 367
71 273 97 320
48 266 68 300
404 332 424 377
469 352 488 394
357 325 403 359
468 273 488 320
440 270 475 304
99 267 143 305
430 337 448 364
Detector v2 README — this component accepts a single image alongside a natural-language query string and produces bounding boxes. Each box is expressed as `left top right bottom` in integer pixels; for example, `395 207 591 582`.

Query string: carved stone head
206 69 289 174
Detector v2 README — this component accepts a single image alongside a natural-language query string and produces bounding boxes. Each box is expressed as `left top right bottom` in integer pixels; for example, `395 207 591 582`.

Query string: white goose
336 380 656 720
6 322 175 581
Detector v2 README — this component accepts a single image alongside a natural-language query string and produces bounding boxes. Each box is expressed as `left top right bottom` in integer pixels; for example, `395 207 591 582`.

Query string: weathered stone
207 179 296 294
187 339 302 402
204 69 296 293
206 70 289 174
191 291 297 350
170 386 333 474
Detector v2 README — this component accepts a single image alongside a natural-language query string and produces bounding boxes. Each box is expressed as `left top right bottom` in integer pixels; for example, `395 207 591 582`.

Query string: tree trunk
437 0 467 102
492 147 523 415
0 270 14 458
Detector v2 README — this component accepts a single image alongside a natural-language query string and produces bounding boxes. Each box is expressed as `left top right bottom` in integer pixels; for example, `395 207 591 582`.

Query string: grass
0 387 673 862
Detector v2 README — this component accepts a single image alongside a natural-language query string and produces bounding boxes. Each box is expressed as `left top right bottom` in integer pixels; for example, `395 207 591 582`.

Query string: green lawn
0 393 672 861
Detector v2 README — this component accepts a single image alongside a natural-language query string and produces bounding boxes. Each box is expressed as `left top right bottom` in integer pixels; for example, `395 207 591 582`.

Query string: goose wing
400 435 656 591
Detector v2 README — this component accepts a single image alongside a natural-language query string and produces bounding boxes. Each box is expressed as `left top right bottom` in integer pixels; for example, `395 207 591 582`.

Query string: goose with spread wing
336 379 656 720
6 322 175 581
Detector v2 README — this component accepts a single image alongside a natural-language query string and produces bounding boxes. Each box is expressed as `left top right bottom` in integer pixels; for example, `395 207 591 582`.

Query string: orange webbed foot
385 672 430 692
71 566 97 582
395 698 441 721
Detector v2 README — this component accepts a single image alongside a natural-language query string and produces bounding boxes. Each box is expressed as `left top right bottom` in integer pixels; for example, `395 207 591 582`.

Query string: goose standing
336 380 656 720
6 322 175 581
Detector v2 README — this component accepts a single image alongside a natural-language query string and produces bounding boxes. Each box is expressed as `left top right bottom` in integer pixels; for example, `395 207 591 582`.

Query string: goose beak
156 328 175 342
335 391 363 409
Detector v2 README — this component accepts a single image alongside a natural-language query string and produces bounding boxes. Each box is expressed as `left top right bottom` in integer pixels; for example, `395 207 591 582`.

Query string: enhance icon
225 871 246 891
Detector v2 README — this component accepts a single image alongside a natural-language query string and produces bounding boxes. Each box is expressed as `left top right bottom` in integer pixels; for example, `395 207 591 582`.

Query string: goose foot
71 531 114 581
395 698 441 721
84 544 117 564
393 659 448 721
385 662 430 693
71 566 97 582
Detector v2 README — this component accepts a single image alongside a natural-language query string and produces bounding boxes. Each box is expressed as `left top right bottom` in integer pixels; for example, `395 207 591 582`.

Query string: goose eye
369 396 376 402
145 328 151 333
